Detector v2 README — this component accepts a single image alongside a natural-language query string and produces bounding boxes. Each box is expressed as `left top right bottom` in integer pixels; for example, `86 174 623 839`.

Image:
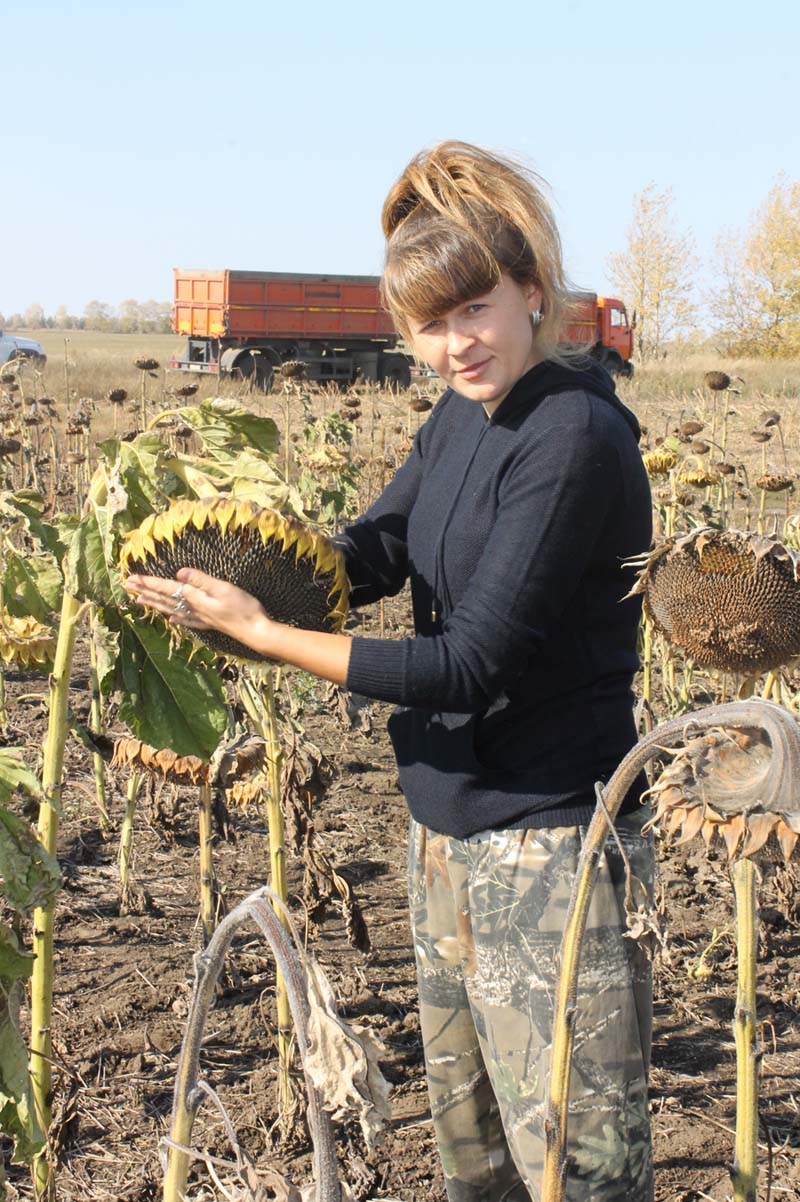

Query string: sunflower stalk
731 857 759 1202
29 588 85 1198
118 770 142 910
240 671 294 1118
88 610 110 831
162 887 340 1202
198 780 217 945
542 699 800 1202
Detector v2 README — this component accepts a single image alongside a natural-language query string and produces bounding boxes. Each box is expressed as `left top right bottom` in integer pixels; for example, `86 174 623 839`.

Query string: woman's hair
381 141 570 360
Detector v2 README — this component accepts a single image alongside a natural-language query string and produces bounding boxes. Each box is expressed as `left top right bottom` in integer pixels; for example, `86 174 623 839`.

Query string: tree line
3 174 798 361
0 298 172 335
607 174 800 362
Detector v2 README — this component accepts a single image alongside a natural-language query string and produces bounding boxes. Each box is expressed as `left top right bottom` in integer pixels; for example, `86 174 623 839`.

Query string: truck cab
595 298 633 376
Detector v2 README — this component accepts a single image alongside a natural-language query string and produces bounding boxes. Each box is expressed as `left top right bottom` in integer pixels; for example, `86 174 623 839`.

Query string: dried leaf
741 812 777 857
304 958 391 1152
676 804 705 844
775 819 799 862
722 813 746 860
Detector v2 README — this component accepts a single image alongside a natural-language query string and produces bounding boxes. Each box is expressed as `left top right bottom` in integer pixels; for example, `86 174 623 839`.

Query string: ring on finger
173 596 191 616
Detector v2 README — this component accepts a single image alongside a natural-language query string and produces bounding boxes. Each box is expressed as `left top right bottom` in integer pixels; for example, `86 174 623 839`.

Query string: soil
3 631 800 1202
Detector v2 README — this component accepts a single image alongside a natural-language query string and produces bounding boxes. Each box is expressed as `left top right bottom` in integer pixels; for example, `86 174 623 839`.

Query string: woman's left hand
123 567 269 638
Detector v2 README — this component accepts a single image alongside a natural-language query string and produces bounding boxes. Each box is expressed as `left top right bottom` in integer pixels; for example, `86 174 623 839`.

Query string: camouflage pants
408 811 654 1202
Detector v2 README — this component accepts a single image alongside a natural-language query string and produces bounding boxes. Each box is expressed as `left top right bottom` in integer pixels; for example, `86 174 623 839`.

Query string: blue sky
6 0 798 318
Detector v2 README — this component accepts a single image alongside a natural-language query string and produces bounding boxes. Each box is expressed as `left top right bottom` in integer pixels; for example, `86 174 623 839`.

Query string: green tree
607 184 698 361
709 175 800 357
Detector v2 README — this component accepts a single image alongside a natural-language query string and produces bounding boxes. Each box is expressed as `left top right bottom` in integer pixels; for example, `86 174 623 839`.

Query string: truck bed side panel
173 269 396 340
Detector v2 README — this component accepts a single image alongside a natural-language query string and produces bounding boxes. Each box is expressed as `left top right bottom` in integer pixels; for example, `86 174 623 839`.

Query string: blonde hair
381 141 570 361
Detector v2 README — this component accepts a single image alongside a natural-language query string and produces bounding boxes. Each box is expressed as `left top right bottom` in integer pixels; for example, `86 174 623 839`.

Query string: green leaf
0 922 34 981
0 984 45 1163
63 506 125 608
3 551 63 622
91 616 120 697
100 434 178 530
0 489 66 561
179 400 280 456
0 750 43 809
0 806 61 916
115 617 227 759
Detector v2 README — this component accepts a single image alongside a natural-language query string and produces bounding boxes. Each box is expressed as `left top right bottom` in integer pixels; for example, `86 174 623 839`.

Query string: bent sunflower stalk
542 699 800 1202
163 886 341 1202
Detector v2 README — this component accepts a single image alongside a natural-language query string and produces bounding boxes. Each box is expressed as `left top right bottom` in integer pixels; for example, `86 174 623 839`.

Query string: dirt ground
3 640 800 1201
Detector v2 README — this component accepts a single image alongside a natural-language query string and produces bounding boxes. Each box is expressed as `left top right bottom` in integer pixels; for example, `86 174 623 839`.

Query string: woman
125 142 654 1202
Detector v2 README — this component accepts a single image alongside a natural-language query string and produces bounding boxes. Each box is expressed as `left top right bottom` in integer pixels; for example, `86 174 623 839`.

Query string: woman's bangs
384 235 499 327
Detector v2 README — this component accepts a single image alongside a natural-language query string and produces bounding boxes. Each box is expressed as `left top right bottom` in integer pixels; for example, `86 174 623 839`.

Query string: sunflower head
0 612 56 669
627 528 800 674
648 723 800 861
120 497 349 661
643 450 678 478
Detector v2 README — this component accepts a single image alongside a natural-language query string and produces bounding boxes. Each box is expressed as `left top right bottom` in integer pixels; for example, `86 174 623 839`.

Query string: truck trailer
168 269 413 390
168 268 634 388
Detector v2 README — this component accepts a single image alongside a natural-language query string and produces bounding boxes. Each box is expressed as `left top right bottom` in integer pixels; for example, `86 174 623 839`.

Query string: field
1 334 800 1202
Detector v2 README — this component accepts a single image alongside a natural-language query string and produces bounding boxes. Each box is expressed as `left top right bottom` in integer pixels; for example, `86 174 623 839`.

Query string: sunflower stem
29 588 83 1198
88 611 110 831
118 770 142 910
730 856 759 1202
198 780 217 946
240 671 293 1120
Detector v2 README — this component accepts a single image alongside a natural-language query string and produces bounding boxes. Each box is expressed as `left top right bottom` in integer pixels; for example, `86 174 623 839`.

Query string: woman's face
407 274 543 413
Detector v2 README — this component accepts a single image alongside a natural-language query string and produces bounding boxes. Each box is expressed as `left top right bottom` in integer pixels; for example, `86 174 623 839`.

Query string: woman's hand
123 567 352 685
123 567 270 643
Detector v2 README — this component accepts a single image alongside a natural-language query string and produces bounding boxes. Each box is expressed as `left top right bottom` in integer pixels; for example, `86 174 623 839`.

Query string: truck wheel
380 356 411 391
233 351 274 392
603 351 624 377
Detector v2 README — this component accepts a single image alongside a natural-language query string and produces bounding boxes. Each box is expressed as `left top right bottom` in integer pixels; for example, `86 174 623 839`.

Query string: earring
530 309 543 326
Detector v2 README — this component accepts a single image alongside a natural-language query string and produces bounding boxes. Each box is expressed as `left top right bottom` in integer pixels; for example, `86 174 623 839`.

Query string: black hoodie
338 360 652 838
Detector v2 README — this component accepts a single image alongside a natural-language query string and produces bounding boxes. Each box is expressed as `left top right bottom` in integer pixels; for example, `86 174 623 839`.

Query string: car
0 331 47 368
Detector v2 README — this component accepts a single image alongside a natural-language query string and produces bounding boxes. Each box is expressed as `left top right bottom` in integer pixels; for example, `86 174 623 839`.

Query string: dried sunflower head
134 357 160 372
647 722 800 861
112 736 209 784
679 420 705 441
755 475 794 493
643 450 678 477
678 467 721 488
627 528 800 674
0 612 56 668
280 360 307 380
120 497 349 661
704 371 731 392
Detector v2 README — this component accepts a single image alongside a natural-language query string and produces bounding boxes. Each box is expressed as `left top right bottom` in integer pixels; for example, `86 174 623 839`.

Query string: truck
168 269 413 390
560 292 634 377
168 269 634 389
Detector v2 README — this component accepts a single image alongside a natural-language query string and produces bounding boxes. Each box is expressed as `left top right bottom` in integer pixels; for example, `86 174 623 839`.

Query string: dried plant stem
118 770 142 908
542 700 798 1202
198 780 216 945
731 857 759 1202
29 589 84 1198
162 887 341 1202
240 671 293 1117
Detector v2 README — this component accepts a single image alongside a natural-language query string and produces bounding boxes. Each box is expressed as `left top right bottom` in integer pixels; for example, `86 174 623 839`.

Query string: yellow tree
710 175 800 357
607 184 698 361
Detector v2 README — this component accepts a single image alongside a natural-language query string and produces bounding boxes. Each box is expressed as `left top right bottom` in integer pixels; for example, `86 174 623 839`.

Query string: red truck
168 269 633 388
561 292 634 377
